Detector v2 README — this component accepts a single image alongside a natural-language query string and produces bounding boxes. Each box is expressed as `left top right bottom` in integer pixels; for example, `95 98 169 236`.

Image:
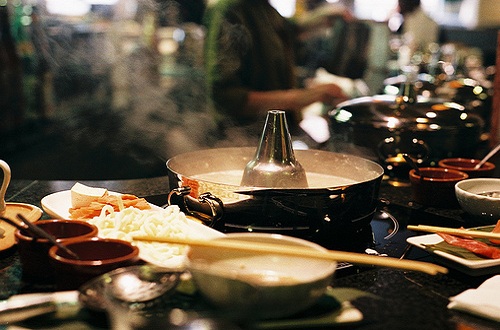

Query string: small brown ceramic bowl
49 237 140 290
438 158 495 178
409 167 469 208
15 219 98 282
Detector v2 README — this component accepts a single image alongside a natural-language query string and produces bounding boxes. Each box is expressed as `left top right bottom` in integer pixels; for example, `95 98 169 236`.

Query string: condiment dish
409 167 468 208
438 158 495 178
15 219 98 282
49 237 140 290
455 178 500 225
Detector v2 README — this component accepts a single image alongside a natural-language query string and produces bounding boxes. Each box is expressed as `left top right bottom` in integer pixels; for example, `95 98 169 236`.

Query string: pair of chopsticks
408 224 500 241
0 214 80 259
133 235 448 276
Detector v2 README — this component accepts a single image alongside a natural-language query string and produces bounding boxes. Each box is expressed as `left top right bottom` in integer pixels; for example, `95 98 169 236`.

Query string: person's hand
306 83 348 106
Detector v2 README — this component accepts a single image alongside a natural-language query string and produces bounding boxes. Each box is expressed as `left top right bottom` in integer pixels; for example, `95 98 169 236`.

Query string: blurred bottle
0 2 24 131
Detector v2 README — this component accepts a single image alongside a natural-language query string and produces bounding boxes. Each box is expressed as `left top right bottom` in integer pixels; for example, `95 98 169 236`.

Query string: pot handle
167 186 224 227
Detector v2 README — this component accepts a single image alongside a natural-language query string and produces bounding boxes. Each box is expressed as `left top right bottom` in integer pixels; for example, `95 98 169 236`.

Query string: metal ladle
474 142 500 169
402 154 423 178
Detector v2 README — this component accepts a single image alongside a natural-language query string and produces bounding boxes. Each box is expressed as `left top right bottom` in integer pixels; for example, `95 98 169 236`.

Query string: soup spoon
402 154 422 177
474 142 500 169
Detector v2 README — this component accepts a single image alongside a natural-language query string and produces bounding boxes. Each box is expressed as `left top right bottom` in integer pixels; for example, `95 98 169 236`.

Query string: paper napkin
448 275 500 322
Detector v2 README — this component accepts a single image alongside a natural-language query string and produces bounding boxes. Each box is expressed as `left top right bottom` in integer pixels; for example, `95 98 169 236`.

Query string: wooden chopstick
132 235 448 276
407 225 500 240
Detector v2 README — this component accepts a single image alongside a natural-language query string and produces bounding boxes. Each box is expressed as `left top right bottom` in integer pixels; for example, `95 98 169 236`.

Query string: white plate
407 232 500 276
42 190 119 219
41 190 224 268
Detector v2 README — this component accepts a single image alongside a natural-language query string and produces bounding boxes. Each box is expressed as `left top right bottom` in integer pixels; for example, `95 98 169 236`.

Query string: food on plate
489 220 500 245
69 183 150 220
71 182 108 208
437 233 500 259
88 205 201 267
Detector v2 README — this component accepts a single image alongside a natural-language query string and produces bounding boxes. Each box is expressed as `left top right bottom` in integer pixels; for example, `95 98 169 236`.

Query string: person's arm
244 83 348 117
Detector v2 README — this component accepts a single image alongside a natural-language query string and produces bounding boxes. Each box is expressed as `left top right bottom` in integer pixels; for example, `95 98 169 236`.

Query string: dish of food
41 190 224 268
407 226 500 276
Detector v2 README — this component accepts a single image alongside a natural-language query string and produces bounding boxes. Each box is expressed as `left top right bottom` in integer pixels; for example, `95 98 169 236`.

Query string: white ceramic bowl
455 178 500 224
187 233 336 320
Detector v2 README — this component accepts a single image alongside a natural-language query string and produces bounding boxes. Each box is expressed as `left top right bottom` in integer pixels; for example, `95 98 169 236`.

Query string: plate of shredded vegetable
41 190 224 269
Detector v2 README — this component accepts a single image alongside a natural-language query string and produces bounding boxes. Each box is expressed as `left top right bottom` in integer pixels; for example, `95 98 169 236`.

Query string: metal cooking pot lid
330 94 484 130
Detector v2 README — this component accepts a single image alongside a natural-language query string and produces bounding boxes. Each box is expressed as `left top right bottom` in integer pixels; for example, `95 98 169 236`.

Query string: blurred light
172 28 185 43
429 124 440 130
46 0 119 16
22 5 32 15
444 102 465 111
384 85 399 95
473 86 483 95
20 15 32 26
46 0 91 16
426 112 437 119
354 0 397 21
463 78 476 86
386 117 399 129
335 109 352 123
460 113 468 120
421 90 432 98
270 0 295 18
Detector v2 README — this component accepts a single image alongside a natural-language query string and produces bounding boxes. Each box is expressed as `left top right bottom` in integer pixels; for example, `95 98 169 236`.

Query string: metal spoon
474 143 500 169
0 265 181 325
402 154 422 177
78 265 181 311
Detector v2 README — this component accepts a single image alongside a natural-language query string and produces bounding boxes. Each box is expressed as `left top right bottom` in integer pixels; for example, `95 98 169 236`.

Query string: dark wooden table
1 177 499 329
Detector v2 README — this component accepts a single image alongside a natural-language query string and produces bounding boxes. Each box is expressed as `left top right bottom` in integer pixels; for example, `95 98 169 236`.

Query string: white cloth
448 275 500 322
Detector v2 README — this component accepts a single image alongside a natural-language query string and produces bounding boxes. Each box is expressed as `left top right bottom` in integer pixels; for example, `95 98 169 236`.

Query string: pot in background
438 158 495 178
409 167 468 208
49 237 140 290
15 219 98 282
329 94 484 165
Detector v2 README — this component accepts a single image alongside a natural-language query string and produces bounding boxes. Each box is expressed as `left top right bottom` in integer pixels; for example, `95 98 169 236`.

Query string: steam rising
30 0 262 170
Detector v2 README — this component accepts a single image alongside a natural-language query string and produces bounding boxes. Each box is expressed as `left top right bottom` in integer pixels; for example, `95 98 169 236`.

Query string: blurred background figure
388 0 439 55
203 0 348 147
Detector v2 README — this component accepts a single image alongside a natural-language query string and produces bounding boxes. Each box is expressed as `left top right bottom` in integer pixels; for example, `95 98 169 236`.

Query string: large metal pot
328 94 485 165
166 147 384 251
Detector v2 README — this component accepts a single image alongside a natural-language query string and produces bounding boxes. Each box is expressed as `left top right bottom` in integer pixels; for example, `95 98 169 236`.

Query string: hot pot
328 94 485 165
166 147 384 251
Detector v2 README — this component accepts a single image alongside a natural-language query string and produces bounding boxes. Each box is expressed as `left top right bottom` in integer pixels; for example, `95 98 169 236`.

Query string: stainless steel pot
166 147 384 250
329 94 485 165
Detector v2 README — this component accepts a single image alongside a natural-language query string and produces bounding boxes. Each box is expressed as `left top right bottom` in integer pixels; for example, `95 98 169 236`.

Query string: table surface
1 177 499 330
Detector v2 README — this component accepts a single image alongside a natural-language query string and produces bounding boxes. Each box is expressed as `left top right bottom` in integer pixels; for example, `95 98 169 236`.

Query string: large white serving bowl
455 178 500 224
187 233 337 320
